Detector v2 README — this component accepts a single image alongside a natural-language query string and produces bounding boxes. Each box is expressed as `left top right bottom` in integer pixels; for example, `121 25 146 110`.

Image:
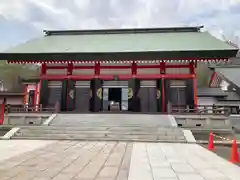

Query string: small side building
208 52 240 113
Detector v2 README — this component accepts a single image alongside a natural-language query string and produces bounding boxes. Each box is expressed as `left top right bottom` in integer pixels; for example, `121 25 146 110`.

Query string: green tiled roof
0 26 238 60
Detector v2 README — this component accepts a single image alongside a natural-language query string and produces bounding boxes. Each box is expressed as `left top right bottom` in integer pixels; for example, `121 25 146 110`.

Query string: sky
0 0 240 51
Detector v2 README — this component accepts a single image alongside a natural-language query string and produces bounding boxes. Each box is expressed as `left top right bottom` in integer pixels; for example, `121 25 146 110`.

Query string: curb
1 127 20 140
43 114 57 126
183 129 196 143
168 115 178 127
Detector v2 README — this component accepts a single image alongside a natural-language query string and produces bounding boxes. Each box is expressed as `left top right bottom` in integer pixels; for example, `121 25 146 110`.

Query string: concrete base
51 114 176 127
3 113 50 126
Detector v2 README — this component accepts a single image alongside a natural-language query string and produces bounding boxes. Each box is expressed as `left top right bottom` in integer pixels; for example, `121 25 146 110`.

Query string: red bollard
0 103 5 125
229 138 240 163
208 131 215 151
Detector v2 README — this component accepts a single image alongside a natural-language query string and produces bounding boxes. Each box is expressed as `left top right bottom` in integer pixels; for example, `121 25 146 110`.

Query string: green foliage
0 61 40 91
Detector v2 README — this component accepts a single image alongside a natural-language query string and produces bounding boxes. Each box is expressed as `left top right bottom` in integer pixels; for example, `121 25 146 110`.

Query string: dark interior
109 88 121 102
108 88 122 111
28 90 35 106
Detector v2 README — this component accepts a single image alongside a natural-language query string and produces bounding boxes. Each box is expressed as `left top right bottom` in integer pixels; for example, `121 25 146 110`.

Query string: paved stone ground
129 143 240 180
1 140 240 180
0 140 55 163
0 141 132 180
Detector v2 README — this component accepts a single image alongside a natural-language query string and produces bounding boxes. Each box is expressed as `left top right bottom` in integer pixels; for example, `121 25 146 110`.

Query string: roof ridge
43 26 204 36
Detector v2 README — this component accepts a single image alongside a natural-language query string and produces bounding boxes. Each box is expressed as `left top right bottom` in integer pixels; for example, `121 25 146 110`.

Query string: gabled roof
0 26 238 61
215 66 240 87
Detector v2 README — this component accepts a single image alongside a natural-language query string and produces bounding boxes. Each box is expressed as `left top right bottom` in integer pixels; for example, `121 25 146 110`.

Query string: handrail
5 105 55 113
172 105 231 115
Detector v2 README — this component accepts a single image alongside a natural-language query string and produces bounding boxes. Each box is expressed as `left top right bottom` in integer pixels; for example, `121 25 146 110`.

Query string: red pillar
67 63 73 75
41 63 47 75
66 63 73 110
0 98 6 125
190 62 198 109
131 61 137 76
95 62 100 77
160 62 166 112
38 63 47 110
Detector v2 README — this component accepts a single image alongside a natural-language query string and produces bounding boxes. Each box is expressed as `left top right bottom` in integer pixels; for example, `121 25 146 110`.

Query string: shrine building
0 26 238 113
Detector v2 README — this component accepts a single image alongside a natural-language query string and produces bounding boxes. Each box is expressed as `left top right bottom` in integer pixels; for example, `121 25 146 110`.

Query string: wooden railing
4 105 55 113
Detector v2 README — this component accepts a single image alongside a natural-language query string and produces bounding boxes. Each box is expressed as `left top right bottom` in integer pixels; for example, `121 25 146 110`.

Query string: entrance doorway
108 88 122 111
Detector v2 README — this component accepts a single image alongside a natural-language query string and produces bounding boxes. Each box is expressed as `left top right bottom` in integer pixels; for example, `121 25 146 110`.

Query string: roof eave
0 49 237 61
43 26 204 36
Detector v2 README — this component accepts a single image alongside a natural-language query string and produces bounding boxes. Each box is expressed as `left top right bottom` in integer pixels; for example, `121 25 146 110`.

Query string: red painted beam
100 66 131 69
73 66 94 69
45 64 192 70
40 74 194 80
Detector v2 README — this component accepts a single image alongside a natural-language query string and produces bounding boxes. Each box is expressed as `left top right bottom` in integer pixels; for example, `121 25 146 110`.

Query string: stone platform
12 114 186 142
0 140 240 180
50 114 176 127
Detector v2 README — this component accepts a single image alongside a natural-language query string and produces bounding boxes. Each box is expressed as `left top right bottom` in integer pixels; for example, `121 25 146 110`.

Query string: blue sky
0 0 240 51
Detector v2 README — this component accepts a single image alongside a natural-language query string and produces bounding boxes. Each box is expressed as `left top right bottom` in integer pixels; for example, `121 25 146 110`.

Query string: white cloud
0 0 240 50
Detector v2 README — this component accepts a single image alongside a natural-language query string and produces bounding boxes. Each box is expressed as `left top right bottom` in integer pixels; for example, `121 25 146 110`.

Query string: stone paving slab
128 142 240 180
0 141 133 180
1 140 240 180
0 140 55 163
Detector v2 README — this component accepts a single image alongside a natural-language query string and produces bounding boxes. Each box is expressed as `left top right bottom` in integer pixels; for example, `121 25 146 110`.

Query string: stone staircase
11 114 187 142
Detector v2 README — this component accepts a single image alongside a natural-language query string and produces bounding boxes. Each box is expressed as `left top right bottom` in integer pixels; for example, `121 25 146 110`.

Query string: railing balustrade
172 105 238 115
4 104 55 113
2 104 239 115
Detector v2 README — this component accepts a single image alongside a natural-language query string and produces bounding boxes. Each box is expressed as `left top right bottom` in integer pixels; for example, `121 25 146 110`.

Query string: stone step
11 136 187 143
15 129 185 139
17 129 183 136
50 122 167 127
12 133 186 141
19 126 181 132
